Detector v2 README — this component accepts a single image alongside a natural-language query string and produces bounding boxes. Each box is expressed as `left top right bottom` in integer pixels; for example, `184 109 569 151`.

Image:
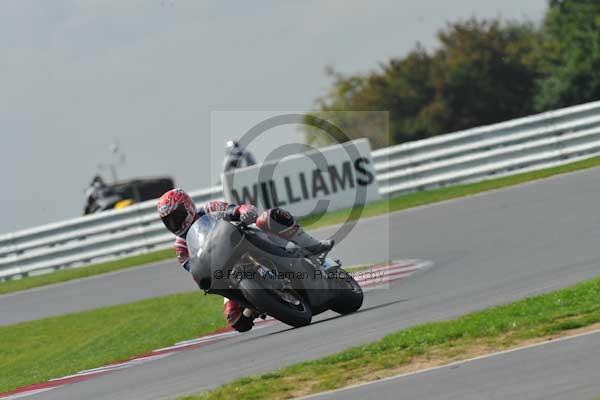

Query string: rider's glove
182 261 191 272
235 204 259 225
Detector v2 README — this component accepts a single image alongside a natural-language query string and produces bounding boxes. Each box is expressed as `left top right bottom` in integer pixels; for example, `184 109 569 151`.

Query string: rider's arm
201 201 238 220
201 201 259 224
174 237 190 272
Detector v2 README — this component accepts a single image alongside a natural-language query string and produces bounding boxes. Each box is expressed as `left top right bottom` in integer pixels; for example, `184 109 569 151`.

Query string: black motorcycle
186 214 363 328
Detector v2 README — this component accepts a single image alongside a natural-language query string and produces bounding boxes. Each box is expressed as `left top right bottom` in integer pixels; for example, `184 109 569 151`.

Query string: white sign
222 139 381 217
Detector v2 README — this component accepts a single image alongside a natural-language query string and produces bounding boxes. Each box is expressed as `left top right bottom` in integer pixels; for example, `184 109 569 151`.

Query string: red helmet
157 189 197 236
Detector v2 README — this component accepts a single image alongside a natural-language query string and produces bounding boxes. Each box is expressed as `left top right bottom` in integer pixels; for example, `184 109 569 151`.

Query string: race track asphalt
308 330 600 400
0 260 198 326
3 167 600 399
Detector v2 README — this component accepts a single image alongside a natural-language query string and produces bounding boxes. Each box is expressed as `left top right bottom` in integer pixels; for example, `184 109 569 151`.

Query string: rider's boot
288 227 334 255
224 299 254 333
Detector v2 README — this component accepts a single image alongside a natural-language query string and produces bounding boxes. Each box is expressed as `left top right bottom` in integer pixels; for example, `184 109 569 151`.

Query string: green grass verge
2 156 600 296
0 249 173 296
181 275 600 400
0 291 225 393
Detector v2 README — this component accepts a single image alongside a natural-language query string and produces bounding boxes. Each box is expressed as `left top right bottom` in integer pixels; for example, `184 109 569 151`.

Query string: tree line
303 0 600 149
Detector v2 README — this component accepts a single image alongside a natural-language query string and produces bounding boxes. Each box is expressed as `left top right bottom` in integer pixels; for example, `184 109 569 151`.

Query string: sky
1 0 548 234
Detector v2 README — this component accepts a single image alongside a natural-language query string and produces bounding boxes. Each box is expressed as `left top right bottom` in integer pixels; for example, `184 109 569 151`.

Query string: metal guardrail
2 100 600 280
0 186 223 280
371 100 600 197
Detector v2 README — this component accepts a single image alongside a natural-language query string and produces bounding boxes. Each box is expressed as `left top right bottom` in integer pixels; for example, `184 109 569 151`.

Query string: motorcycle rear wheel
331 271 364 315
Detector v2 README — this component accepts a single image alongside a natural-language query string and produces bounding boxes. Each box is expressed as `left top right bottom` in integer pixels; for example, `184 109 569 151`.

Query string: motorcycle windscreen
186 214 218 261
186 217 245 291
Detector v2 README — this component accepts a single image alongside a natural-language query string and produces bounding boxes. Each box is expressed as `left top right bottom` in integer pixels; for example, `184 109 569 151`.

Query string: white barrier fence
2 100 600 280
372 100 600 197
0 186 223 280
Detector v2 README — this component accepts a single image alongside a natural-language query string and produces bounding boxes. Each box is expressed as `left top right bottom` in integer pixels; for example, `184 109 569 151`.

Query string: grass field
2 156 600 296
181 275 600 400
0 292 225 393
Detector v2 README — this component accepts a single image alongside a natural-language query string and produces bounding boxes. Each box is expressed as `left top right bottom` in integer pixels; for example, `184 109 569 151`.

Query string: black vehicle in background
84 176 175 215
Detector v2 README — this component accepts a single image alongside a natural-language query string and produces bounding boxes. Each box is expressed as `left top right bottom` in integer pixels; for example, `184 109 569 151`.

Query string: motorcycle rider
84 175 120 215
223 140 256 173
157 188 333 332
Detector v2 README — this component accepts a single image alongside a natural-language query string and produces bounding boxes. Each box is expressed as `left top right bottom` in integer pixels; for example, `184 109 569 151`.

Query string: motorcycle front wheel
238 279 312 328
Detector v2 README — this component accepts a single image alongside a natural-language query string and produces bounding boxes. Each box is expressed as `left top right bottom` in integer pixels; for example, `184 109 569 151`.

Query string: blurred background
2 0 579 233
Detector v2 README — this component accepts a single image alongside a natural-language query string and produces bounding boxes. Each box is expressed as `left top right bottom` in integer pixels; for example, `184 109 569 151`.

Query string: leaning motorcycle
186 214 363 328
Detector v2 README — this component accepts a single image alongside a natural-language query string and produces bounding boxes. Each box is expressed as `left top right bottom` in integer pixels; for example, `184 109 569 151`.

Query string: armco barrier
0 186 223 280
371 100 600 196
2 100 600 280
